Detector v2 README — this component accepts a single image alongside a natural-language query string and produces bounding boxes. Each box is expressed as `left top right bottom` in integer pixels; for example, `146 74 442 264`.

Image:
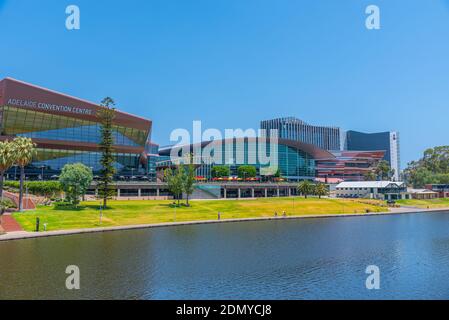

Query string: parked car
387 200 396 206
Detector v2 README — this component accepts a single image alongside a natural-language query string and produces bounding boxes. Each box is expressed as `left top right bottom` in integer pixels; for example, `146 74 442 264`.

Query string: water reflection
1 212 449 299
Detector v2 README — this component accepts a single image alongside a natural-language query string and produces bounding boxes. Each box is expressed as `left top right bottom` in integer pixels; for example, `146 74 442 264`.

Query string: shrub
0 198 16 213
211 166 230 178
237 165 257 178
4 180 62 198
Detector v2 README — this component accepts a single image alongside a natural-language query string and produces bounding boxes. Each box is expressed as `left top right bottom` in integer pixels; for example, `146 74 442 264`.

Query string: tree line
403 146 449 188
297 180 329 198
211 165 257 179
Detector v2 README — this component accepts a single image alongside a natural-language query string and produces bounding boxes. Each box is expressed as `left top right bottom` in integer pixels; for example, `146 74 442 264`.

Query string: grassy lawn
12 197 386 232
396 198 449 208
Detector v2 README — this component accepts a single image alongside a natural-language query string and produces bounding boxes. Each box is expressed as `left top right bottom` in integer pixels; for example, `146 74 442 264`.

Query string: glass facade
346 130 400 181
0 106 150 179
2 106 147 146
159 139 316 181
277 144 315 178
30 149 139 172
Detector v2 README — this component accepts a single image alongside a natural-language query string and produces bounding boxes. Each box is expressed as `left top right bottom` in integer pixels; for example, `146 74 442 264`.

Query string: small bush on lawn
0 198 17 213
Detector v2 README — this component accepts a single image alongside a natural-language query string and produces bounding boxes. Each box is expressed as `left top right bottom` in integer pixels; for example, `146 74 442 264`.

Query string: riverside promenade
1 206 447 242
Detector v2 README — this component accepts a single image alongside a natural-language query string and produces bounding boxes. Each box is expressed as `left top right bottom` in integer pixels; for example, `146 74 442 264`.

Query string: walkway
3 191 36 210
0 213 23 232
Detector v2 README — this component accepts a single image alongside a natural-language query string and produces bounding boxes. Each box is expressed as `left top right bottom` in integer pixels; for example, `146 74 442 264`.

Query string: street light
174 204 176 222
25 176 29 209
99 202 103 225
292 195 295 215
39 165 45 181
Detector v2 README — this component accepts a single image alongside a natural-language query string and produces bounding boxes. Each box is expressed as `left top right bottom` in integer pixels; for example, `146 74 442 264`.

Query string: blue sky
1 0 449 167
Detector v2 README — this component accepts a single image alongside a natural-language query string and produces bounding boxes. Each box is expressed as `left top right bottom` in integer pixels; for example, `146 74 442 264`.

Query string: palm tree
314 183 329 199
0 141 15 199
297 180 314 199
12 137 36 211
364 170 377 181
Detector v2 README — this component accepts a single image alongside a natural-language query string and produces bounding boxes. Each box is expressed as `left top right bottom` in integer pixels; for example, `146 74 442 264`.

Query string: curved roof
159 137 335 160
278 138 335 159
0 77 152 132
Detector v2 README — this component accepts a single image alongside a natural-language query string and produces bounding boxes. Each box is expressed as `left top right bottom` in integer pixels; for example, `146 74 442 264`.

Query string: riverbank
2 206 449 242
11 198 385 232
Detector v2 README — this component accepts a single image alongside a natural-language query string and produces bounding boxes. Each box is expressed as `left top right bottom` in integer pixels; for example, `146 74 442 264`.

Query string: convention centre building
0 77 158 180
0 77 388 185
157 138 385 182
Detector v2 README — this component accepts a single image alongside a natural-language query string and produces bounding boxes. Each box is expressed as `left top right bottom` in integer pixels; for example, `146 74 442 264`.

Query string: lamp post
292 195 295 215
25 176 29 209
99 203 103 225
39 165 45 181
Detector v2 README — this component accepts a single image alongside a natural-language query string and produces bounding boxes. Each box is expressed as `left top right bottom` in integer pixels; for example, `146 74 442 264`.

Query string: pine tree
97 97 116 208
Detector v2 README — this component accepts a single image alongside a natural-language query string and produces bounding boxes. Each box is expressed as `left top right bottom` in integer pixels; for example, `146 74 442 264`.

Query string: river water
1 212 449 299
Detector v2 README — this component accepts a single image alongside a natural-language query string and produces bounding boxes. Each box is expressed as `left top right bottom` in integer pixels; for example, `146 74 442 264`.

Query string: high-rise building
345 130 400 181
260 117 341 151
260 117 401 181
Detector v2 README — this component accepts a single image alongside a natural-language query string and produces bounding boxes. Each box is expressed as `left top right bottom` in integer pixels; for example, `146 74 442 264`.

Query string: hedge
3 181 62 197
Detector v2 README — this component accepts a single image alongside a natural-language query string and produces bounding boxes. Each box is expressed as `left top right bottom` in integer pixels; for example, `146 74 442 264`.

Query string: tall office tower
345 130 401 181
260 117 342 151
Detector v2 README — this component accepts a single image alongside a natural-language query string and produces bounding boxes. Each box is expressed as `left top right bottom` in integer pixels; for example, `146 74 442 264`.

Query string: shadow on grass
47 202 194 212
52 203 87 211
51 203 122 211
167 203 191 209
